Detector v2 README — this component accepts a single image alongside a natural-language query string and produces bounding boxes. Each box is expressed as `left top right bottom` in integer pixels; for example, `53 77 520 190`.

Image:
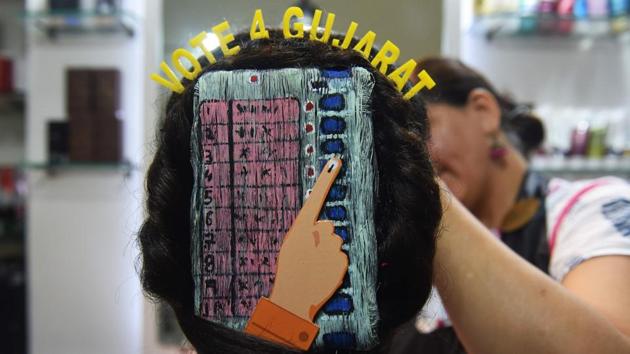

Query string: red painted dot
305 101 314 111
305 123 314 133
249 75 258 83
307 166 315 177
305 145 314 155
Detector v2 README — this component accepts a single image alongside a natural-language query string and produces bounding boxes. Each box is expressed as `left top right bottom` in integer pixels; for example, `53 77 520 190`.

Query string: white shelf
473 14 630 40
25 10 137 38
531 156 630 177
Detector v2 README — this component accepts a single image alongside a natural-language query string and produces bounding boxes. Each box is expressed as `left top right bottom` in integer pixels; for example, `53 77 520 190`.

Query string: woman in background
400 57 630 353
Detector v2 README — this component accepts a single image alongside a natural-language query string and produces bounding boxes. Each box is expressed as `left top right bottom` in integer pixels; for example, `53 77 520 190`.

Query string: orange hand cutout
245 158 349 350
269 157 349 320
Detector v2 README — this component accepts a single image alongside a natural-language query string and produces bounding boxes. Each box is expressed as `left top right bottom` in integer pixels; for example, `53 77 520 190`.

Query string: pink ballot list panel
199 98 301 319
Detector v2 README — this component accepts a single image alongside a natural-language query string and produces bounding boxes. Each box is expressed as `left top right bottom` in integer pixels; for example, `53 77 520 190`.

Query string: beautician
395 57 630 354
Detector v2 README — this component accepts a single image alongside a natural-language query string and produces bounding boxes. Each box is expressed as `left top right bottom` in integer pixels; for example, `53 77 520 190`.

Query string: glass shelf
473 14 630 40
20 160 136 176
24 10 137 38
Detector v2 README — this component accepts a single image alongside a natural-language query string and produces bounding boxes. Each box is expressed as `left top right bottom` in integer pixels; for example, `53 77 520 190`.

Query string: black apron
390 171 550 354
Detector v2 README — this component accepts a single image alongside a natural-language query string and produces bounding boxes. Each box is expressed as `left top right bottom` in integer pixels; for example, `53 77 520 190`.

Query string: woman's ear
467 88 501 134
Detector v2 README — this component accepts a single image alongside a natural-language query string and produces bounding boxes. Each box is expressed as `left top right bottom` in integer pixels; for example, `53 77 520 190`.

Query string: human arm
562 256 630 337
433 186 630 354
550 182 630 337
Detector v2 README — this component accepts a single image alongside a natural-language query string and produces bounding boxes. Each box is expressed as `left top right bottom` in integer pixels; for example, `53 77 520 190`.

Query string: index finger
296 157 343 224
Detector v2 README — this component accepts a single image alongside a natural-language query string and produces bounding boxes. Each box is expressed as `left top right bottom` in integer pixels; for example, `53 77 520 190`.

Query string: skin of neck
470 135 528 230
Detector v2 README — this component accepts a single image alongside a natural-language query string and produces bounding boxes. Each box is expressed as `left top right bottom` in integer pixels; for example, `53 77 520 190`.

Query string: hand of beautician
433 181 630 354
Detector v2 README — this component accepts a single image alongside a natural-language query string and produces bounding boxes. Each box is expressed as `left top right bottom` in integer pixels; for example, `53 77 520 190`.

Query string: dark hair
415 57 544 156
138 30 441 354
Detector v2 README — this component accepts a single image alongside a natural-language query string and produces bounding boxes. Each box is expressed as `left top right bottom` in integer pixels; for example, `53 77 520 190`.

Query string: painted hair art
191 67 379 349
150 7 436 100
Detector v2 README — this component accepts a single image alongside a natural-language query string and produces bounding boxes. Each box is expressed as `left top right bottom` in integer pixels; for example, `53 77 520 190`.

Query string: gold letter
310 9 335 43
332 21 358 49
283 6 304 39
371 40 400 75
387 59 417 92
353 31 376 59
172 49 202 80
189 32 217 64
212 20 240 56
403 70 436 100
250 9 269 40
150 61 185 93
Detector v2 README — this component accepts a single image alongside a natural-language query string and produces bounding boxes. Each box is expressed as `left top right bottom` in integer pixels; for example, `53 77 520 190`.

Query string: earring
490 135 507 161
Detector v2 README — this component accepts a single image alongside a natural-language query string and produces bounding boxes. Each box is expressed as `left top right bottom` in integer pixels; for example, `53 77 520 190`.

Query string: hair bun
507 108 545 156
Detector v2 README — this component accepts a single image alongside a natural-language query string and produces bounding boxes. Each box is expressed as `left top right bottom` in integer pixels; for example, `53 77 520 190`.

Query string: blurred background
0 0 628 353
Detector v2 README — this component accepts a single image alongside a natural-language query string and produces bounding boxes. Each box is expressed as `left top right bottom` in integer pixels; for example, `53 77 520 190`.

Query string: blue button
323 332 357 350
327 185 347 201
321 139 344 154
323 294 354 315
320 117 346 134
319 94 345 111
335 226 351 242
325 206 347 220
322 69 352 78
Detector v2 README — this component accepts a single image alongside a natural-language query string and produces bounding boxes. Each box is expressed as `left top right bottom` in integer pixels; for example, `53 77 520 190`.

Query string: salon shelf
530 156 630 178
473 14 630 40
19 160 137 176
24 10 137 39
0 92 25 114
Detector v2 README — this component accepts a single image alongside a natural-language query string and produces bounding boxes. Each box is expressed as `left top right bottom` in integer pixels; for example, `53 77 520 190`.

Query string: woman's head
414 57 544 209
138 31 441 353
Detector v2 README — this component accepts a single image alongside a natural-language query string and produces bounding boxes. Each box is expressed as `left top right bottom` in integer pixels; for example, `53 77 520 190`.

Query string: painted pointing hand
269 157 349 321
